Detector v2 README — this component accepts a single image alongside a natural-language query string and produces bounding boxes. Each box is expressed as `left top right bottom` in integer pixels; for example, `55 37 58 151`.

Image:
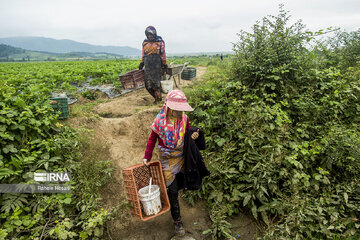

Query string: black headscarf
144 26 163 42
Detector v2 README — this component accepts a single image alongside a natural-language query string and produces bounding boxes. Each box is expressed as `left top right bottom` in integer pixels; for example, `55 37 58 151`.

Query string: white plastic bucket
160 80 173 94
138 185 162 216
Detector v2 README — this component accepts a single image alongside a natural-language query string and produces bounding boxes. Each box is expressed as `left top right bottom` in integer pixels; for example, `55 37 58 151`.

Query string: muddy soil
68 67 261 240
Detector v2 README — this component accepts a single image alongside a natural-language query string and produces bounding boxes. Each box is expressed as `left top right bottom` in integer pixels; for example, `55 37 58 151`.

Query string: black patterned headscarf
145 26 162 42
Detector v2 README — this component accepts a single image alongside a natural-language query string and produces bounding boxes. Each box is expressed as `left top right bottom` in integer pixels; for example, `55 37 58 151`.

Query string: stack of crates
49 97 69 119
181 67 197 80
122 161 170 221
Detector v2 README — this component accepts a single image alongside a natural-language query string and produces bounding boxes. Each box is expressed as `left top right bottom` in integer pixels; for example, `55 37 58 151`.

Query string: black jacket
183 127 210 190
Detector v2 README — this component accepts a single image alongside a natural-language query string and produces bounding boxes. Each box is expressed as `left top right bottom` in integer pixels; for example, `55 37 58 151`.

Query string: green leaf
202 229 212 235
22 219 31 226
216 138 226 147
257 205 269 212
243 194 251 207
217 192 223 202
314 174 322 180
231 189 241 201
3 144 18 153
260 186 269 196
94 227 101 237
251 205 258 219
261 212 270 226
14 219 22 226
344 193 348 205
0 168 17 177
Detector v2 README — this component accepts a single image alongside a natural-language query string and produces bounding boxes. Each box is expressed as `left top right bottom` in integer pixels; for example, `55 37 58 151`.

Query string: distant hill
0 44 26 57
0 43 132 62
0 36 141 57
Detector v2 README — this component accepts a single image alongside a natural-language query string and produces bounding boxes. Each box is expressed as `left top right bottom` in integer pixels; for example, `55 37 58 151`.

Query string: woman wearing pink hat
143 90 199 237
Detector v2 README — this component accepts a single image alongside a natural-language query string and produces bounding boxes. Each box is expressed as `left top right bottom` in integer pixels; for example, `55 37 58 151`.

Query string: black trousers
167 172 184 221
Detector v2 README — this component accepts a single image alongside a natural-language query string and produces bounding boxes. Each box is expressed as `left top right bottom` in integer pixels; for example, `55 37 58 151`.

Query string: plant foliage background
185 6 360 240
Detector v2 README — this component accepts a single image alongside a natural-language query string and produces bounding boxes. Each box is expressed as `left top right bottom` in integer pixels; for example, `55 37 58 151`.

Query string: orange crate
119 69 145 90
122 161 170 221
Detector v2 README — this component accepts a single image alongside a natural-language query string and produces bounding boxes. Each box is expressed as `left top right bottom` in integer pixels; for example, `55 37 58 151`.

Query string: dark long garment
183 127 210 190
167 172 184 221
144 54 162 98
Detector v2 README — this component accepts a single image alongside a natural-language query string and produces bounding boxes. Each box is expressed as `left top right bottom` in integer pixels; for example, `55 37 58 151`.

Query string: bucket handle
148 177 152 195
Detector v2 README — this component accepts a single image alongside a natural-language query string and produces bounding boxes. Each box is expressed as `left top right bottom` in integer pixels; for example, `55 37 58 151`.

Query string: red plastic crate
122 161 170 221
119 69 145 90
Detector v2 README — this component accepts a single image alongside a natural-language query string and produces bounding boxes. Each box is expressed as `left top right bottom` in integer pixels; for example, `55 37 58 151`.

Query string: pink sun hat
166 90 194 112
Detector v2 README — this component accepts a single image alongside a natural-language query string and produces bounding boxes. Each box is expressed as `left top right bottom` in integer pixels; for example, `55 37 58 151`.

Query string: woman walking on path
139 26 168 104
143 90 199 237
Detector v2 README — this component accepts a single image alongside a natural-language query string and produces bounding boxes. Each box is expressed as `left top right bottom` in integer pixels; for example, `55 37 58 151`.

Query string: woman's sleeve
160 41 167 65
186 118 191 132
141 42 145 63
144 130 158 161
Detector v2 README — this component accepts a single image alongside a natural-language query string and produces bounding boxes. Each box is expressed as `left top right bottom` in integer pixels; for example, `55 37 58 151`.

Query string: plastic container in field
138 184 162 216
181 67 196 80
49 97 69 119
160 79 173 93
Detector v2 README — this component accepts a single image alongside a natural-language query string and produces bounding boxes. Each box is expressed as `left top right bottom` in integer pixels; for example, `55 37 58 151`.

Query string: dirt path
68 67 260 240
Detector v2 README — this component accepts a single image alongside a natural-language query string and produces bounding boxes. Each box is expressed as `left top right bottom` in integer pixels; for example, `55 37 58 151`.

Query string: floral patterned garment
141 40 167 65
158 145 184 187
151 91 189 149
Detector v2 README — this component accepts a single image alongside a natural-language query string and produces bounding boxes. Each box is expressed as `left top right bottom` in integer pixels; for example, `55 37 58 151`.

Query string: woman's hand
143 158 150 166
191 129 200 140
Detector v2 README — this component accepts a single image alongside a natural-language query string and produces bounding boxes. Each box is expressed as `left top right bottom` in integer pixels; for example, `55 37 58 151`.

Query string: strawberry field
0 60 139 93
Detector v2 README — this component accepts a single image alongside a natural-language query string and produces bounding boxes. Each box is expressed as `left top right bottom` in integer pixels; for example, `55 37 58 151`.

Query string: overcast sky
0 0 359 53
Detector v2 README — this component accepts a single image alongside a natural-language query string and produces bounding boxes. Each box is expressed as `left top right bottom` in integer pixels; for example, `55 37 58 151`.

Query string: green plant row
0 59 140 94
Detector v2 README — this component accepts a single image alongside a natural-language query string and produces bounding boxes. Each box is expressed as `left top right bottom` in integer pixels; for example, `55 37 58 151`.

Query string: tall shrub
231 5 312 98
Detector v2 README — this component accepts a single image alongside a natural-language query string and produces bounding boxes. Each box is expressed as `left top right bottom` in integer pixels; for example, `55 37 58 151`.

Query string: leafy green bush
185 6 360 240
231 5 311 96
